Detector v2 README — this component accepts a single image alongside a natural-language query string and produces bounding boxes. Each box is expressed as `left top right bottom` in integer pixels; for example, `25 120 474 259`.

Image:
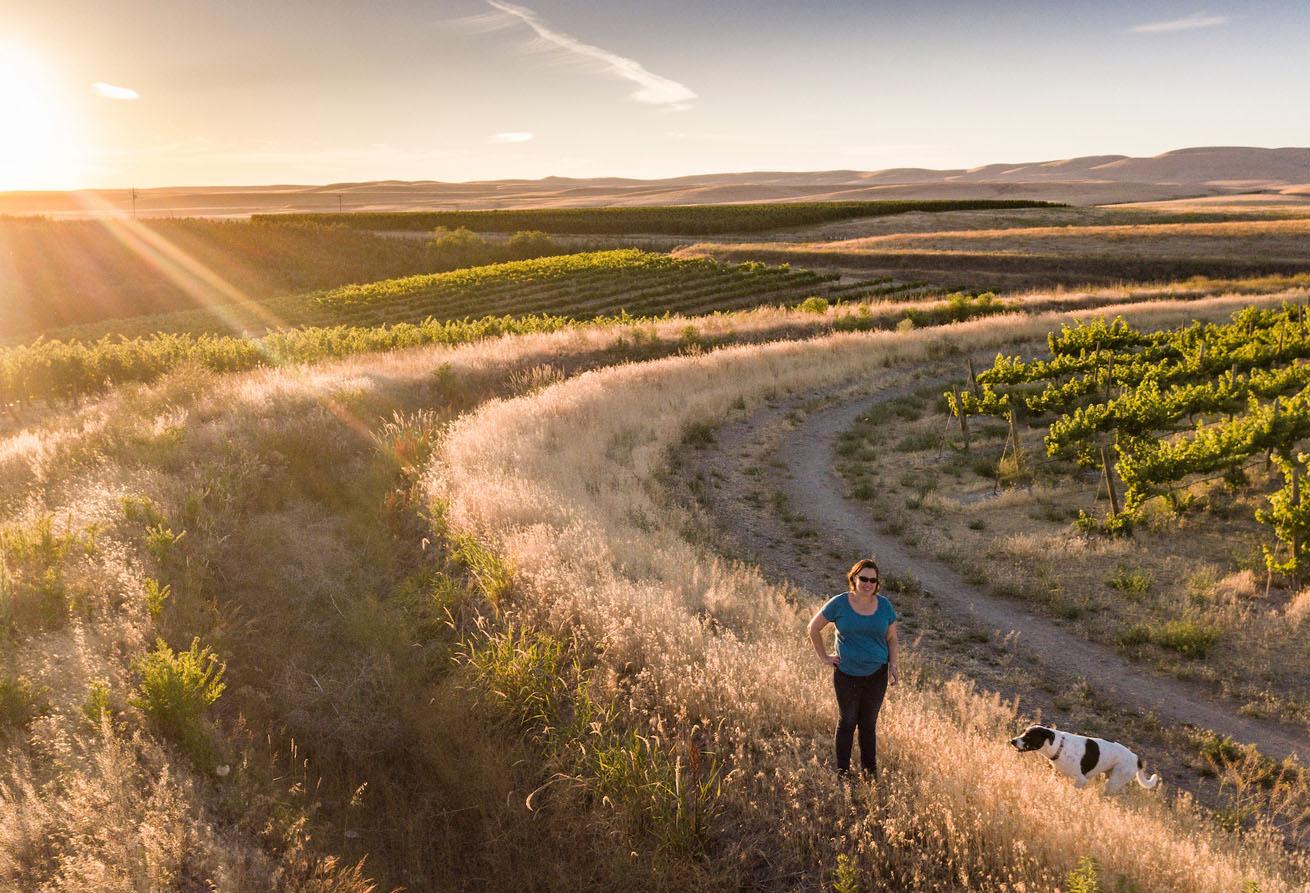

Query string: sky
1 0 1308 190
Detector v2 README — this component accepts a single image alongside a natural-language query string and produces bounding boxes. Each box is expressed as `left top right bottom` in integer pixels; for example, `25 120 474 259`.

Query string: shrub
143 578 171 618
683 420 717 448
1065 856 1101 893
1153 619 1221 658
0 515 96 631
504 230 559 259
1118 624 1153 648
797 295 829 314
894 431 940 452
1120 620 1220 658
462 623 721 858
131 637 226 766
144 524 186 564
833 853 860 893
81 678 113 727
0 675 45 729
1106 567 1152 598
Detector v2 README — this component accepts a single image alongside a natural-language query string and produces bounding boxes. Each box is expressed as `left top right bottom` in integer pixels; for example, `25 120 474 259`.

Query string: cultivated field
1 203 1308 891
682 202 1310 289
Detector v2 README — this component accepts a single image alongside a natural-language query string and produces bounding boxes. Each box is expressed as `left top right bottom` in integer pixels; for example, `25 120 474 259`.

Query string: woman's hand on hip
819 652 840 668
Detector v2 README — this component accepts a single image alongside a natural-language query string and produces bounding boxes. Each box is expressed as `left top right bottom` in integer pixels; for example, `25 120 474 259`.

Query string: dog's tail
1135 756 1161 790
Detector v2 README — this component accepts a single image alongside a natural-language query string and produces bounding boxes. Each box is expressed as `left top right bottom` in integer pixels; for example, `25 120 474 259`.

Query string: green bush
797 295 829 314
833 852 860 893
81 678 113 727
1119 619 1219 658
1065 856 1101 893
0 515 97 632
463 623 722 857
1106 567 1152 598
1152 619 1221 658
131 637 226 766
0 675 45 729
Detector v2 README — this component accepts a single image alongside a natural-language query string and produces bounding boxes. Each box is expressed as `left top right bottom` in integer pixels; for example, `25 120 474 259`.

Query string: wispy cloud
492 131 535 143
482 1 696 110
1130 12 1230 33
91 82 140 100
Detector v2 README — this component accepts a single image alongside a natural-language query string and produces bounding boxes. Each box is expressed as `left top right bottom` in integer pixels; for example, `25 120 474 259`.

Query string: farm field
681 202 1310 289
255 199 1061 235
2 204 1310 892
0 217 592 340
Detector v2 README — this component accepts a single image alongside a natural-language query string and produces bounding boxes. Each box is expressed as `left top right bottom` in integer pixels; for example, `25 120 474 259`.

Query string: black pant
833 665 888 775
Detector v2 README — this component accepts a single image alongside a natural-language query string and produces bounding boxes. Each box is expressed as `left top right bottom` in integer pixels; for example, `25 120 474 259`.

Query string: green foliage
797 295 830 314
1106 567 1152 598
258 200 1062 236
959 303 1310 573
0 251 837 406
1131 620 1221 658
504 230 560 259
0 216 574 339
903 291 1004 328
1155 619 1221 658
143 578 171 618
449 532 514 605
0 675 45 729
461 623 722 857
0 515 97 632
1256 451 1310 580
131 637 226 766
81 678 113 727
144 524 186 564
1065 856 1101 893
833 853 860 893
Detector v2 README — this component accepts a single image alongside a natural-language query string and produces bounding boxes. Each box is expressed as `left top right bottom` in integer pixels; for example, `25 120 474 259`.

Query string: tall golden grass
3 294 1307 890
426 293 1310 891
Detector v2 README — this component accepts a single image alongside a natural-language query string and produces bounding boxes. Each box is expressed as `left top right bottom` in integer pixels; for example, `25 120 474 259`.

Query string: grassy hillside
0 217 578 339
16 250 953 347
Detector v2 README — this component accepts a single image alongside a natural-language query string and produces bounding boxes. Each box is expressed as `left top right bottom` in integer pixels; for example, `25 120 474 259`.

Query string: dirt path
690 378 1307 765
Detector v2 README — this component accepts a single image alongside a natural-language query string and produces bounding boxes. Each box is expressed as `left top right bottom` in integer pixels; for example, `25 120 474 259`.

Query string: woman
807 558 898 777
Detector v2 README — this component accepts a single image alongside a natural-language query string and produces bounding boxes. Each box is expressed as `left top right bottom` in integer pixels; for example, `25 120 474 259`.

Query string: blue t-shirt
821 593 897 676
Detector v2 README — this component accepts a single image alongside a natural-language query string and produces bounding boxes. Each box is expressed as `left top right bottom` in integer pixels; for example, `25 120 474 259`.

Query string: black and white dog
1010 725 1160 793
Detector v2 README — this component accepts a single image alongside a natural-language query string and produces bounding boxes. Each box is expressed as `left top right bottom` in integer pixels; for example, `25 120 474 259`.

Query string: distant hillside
2 147 1308 218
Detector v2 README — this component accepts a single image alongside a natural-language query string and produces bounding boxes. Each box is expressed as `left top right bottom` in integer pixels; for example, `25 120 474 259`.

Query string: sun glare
0 41 82 190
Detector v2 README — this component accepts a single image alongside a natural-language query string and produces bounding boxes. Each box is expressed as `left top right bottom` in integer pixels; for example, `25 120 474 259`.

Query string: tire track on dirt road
694 381 1307 764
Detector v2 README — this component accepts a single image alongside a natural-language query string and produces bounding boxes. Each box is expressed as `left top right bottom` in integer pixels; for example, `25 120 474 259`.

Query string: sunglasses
856 575 879 584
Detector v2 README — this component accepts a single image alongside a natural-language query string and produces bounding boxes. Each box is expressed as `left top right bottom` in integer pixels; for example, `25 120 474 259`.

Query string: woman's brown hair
846 558 880 593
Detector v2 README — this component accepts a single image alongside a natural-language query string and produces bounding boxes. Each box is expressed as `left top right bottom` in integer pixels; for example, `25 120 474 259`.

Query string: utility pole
337 193 343 213
131 187 137 219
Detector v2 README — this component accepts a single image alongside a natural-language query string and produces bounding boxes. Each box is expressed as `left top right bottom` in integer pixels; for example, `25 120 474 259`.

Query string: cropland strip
259 200 1061 235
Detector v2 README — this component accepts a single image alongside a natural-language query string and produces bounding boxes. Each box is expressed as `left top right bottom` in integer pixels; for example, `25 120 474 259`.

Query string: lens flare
0 41 82 190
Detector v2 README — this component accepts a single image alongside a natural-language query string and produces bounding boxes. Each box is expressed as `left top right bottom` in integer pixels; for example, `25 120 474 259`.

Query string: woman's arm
808 610 839 667
886 622 899 685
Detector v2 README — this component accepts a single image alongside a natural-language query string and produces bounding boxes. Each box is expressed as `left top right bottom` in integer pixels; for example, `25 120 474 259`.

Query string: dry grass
1287 588 1310 628
4 292 1308 890
829 218 1310 259
426 295 1310 890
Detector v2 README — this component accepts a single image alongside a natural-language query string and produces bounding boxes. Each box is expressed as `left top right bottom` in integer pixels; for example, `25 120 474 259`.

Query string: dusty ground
673 357 1307 807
